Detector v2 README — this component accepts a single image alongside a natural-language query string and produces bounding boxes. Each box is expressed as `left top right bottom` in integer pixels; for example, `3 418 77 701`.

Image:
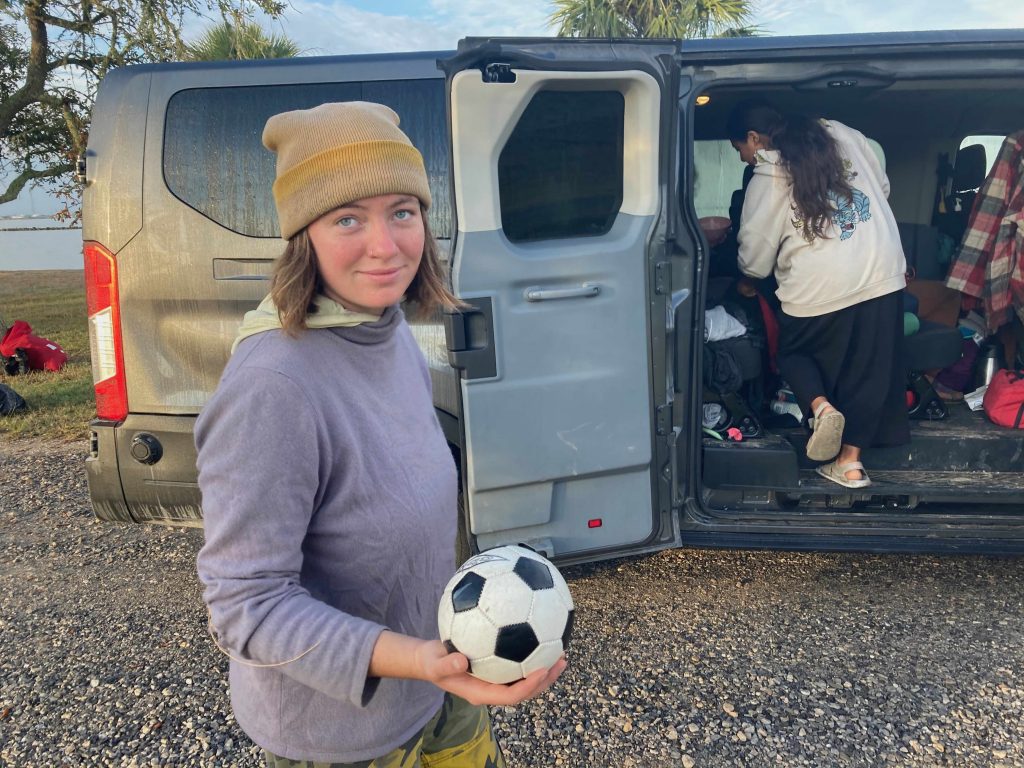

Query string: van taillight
83 241 128 421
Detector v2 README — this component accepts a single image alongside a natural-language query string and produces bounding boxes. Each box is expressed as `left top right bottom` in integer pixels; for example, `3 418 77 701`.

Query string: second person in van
729 99 910 488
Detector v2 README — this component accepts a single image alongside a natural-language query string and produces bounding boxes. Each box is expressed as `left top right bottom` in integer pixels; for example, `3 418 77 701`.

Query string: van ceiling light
696 95 711 106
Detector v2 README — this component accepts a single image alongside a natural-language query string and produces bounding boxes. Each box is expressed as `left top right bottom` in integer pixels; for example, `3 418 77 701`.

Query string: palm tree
550 0 758 39
187 20 301 61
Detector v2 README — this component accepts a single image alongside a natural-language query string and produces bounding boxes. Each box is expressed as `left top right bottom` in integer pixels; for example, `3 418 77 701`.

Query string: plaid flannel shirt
946 131 1024 332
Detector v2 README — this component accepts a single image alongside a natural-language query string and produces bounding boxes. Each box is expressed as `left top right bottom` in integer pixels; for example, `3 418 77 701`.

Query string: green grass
0 270 94 442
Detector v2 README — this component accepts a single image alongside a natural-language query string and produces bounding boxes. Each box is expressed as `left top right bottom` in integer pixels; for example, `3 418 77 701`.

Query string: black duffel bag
0 383 27 416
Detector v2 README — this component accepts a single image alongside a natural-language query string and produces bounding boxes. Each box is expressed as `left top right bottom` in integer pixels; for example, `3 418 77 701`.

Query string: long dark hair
727 100 854 241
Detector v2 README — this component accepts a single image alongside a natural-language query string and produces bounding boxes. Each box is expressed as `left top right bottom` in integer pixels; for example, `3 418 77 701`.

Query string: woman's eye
394 209 414 221
337 216 358 228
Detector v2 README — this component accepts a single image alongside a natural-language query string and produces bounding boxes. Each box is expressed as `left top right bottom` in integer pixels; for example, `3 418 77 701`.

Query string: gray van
83 30 1024 563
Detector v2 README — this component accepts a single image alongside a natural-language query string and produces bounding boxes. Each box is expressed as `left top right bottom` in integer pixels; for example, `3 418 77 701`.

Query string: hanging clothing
946 130 1024 333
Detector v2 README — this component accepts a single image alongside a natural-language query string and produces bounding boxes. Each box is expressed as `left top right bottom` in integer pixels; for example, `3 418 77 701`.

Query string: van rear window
498 90 625 242
163 80 451 239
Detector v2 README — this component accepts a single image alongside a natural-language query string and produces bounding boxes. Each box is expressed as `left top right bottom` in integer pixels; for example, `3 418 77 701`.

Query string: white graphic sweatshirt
738 119 907 317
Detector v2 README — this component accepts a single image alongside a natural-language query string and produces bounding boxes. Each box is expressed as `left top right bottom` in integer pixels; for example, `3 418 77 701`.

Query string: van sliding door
445 40 684 562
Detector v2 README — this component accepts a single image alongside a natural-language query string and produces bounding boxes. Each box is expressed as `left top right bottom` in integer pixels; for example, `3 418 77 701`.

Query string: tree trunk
0 0 50 139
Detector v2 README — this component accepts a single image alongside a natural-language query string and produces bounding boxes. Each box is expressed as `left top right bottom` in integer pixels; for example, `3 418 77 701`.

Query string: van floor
776 405 1024 503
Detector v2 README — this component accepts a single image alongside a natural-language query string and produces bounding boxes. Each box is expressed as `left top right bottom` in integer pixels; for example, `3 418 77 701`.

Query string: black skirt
776 290 910 449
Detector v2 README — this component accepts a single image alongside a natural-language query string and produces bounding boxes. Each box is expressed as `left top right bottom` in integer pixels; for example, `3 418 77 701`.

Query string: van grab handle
524 284 601 302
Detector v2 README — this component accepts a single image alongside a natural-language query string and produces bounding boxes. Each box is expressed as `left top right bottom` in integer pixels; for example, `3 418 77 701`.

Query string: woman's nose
367 217 400 257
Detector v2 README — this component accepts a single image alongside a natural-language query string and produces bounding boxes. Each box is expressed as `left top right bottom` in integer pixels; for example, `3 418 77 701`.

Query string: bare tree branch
38 11 107 32
0 162 73 204
60 97 87 154
2 0 289 213
46 53 107 72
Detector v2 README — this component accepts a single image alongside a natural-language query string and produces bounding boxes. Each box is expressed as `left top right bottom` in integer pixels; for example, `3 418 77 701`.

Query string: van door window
497 90 624 242
162 80 451 239
960 134 1006 178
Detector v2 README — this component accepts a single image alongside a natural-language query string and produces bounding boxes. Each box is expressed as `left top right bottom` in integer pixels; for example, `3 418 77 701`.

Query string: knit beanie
262 101 432 240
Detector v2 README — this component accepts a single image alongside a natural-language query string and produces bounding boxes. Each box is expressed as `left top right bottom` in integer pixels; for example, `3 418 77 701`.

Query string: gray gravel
2 439 1024 767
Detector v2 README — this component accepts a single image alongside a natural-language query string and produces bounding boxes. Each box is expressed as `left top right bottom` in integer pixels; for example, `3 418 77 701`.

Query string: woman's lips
361 267 402 282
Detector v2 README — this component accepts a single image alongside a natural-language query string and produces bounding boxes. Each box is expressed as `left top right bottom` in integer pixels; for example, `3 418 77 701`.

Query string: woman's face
307 193 424 314
731 130 768 166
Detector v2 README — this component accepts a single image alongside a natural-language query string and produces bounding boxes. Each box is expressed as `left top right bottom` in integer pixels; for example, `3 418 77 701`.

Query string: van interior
692 75 1024 518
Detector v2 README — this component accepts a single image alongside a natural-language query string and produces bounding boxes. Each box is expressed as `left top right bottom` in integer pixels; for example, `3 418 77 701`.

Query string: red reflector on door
588 519 602 528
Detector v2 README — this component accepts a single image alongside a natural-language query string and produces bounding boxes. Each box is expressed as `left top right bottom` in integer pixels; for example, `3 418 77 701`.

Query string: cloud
751 0 804 32
270 1 452 55
427 0 553 36
268 0 1022 55
270 0 553 57
753 0 1024 36
965 0 1024 26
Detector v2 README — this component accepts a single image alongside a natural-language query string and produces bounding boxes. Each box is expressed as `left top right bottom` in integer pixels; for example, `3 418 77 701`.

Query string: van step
867 408 1024 473
778 406 1024 473
792 469 1024 503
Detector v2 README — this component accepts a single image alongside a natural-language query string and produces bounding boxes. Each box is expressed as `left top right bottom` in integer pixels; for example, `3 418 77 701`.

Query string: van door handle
444 298 497 380
524 284 601 302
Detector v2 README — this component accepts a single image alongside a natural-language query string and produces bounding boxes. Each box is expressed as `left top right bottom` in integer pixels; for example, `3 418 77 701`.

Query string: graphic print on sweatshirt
829 186 872 240
791 159 871 243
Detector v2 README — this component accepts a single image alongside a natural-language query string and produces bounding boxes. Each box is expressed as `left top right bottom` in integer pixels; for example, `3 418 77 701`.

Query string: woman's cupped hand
415 639 567 706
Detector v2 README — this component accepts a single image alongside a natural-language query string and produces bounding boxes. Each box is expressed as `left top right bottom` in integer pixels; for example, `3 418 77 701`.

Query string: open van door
443 39 688 563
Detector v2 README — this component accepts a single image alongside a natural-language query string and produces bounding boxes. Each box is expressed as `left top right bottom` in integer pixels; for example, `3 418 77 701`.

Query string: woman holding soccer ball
195 101 566 767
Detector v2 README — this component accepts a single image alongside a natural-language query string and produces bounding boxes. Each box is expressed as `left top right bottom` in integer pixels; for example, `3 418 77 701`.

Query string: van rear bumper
86 420 134 523
86 415 203 527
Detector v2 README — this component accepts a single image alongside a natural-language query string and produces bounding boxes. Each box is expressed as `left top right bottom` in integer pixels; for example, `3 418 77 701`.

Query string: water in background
0 171 82 271
0 228 82 270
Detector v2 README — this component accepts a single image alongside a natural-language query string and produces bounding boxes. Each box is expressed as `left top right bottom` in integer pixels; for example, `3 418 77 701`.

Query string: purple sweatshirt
195 306 457 762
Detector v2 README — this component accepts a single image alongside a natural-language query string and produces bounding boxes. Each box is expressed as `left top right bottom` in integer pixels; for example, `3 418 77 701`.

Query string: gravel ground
2 440 1024 767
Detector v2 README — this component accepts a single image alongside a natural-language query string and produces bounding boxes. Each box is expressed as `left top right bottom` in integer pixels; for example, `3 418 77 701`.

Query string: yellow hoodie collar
232 293 382 354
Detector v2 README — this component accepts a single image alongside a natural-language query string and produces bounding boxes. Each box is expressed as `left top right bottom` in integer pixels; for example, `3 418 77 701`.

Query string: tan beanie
262 101 432 240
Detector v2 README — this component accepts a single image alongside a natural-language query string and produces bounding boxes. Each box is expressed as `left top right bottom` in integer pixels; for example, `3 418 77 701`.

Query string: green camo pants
263 693 506 768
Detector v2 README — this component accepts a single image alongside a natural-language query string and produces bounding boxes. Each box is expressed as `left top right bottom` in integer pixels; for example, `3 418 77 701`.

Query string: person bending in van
195 102 565 767
728 100 909 489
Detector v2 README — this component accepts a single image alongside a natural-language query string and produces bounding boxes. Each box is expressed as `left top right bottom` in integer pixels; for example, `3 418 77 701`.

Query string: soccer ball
437 545 574 684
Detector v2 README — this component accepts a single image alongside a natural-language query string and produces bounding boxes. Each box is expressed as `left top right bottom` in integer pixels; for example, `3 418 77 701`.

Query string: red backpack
982 370 1024 428
0 320 68 372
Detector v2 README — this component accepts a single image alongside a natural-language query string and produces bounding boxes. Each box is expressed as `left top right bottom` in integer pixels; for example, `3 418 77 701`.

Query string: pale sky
2 0 1023 262
268 0 1024 57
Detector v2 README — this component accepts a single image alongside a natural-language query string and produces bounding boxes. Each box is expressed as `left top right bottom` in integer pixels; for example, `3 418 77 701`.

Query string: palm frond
187 20 300 61
551 0 758 39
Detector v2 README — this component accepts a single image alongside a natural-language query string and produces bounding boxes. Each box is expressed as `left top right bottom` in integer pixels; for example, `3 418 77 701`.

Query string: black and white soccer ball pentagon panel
437 544 575 684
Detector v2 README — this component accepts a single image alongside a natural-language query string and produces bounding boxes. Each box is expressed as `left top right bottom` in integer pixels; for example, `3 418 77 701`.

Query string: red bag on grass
0 320 68 372
982 370 1024 428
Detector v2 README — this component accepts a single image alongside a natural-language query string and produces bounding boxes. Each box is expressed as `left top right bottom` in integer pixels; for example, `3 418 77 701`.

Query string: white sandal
806 401 845 461
816 459 871 489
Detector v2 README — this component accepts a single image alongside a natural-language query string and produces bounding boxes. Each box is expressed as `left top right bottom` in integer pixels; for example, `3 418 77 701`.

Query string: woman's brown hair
727 100 854 241
269 205 463 335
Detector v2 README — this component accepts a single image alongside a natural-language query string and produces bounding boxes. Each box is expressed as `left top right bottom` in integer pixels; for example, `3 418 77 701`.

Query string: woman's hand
416 640 567 707
370 631 567 705
736 276 759 297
